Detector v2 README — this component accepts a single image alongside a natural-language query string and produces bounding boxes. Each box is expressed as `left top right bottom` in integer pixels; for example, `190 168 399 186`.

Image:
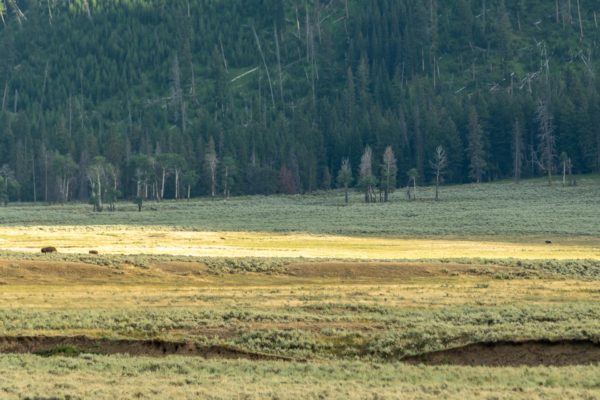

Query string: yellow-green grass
0 178 598 398
2 355 600 399
1 258 599 355
1 257 600 398
2 176 600 238
1 225 599 259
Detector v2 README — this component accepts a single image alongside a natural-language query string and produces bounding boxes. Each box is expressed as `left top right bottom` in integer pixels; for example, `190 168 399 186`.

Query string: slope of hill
0 0 599 201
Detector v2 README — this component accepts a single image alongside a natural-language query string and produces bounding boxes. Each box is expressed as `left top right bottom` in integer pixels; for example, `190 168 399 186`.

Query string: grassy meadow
0 176 598 237
0 178 599 399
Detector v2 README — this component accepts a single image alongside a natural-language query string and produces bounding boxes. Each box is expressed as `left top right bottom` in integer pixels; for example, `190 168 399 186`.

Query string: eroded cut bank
2 336 600 366
0 336 294 361
403 340 600 366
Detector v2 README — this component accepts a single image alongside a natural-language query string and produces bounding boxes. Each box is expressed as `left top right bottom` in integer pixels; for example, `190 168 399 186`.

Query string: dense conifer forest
0 0 599 204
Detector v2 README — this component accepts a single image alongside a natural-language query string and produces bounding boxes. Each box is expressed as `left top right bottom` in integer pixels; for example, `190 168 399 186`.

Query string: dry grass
1 258 599 345
1 257 599 397
2 354 600 399
1 225 599 259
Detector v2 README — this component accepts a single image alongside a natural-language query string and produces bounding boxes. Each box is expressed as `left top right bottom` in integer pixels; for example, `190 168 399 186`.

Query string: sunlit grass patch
0 226 598 260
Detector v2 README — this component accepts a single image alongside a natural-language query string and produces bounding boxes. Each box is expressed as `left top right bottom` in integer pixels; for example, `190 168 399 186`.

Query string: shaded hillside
0 0 599 201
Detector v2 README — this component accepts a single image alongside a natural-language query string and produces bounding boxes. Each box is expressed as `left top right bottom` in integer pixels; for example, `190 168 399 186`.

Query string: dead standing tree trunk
430 145 447 201
536 100 556 185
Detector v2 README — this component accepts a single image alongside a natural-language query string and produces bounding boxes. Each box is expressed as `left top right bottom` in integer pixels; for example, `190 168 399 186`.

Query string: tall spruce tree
467 108 486 183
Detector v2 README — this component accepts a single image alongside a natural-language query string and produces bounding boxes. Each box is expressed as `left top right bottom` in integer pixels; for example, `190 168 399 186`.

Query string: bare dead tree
79 67 85 131
171 53 186 132
304 5 318 107
6 0 25 24
47 0 53 24
274 22 284 104
336 157 352 204
205 137 218 199
513 119 524 182
430 145 447 201
0 1 5 26
576 0 584 39
381 146 397 202
1 80 8 112
359 146 376 203
406 168 418 201
81 0 91 19
252 25 275 109
31 153 36 202
560 152 569 186
218 37 228 72
536 99 556 184
189 60 196 97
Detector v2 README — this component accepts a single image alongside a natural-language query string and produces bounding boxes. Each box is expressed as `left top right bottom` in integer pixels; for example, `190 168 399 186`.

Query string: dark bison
41 246 57 253
545 240 552 244
89 250 99 255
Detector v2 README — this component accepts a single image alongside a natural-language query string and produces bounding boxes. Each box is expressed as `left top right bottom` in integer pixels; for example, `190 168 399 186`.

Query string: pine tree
467 108 486 183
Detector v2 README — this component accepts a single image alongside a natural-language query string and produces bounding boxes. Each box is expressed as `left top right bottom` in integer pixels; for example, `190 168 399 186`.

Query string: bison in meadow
41 246 57 253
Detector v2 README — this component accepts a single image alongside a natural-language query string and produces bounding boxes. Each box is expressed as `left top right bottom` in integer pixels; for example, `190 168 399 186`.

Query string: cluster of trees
338 144 405 204
0 0 598 207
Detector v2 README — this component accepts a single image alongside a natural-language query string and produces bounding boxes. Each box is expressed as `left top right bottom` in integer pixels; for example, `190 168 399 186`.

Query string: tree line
0 0 598 207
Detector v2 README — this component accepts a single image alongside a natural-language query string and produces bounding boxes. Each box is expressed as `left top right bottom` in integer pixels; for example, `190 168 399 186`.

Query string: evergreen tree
467 108 486 183
0 1 598 199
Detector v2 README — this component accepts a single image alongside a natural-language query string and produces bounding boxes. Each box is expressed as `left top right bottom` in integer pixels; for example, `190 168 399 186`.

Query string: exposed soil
0 259 126 283
0 259 210 284
0 336 294 361
403 340 600 366
0 258 514 285
152 261 209 276
2 336 598 366
286 261 509 280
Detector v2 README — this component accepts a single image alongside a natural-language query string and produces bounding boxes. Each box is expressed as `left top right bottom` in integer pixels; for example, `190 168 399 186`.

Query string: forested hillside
0 0 599 204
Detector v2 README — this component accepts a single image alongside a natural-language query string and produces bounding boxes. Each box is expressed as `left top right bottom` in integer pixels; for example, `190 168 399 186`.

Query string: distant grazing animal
89 250 99 255
545 240 552 244
41 246 57 253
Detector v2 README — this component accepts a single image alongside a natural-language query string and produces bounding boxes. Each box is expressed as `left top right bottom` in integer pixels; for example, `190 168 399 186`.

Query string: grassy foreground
2 355 600 400
0 259 599 399
0 178 599 399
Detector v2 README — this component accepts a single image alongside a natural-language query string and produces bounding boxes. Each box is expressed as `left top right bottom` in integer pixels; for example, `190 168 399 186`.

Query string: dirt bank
0 335 293 361
403 340 600 366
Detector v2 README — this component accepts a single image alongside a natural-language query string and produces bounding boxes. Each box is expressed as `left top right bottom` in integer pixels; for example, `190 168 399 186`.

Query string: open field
1 256 600 399
3 355 600 399
1 179 600 398
0 177 599 237
1 225 599 259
